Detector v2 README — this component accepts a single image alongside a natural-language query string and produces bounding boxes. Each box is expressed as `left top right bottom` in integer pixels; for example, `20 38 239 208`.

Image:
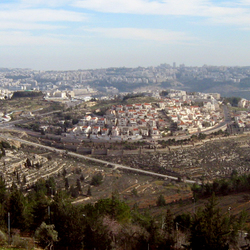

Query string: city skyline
1 0 250 70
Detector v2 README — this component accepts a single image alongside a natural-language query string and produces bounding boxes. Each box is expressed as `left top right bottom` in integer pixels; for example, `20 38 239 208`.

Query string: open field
0 97 55 116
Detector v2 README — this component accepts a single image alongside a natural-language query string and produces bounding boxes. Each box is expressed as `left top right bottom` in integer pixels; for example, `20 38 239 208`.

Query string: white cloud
0 3 89 33
0 8 87 22
0 3 90 47
83 27 196 44
239 0 250 5
74 0 250 29
203 4 250 28
0 21 65 30
0 31 68 46
208 13 250 27
74 0 209 16
4 0 250 30
73 0 250 17
20 0 75 7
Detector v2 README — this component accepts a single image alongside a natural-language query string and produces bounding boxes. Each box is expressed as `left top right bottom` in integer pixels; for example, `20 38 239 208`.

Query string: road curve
0 134 200 184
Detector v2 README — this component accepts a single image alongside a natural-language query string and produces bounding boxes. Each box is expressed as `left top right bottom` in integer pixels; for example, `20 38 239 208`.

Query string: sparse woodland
0 174 248 249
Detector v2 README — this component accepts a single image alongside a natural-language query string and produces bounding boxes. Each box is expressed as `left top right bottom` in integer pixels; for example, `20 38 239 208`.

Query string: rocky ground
96 134 250 182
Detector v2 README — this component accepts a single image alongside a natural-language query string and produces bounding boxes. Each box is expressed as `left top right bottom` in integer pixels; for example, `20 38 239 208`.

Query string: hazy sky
1 0 250 70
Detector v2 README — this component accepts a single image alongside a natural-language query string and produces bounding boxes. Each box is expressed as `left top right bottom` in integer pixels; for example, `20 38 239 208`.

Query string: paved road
175 105 231 138
201 104 231 134
0 134 200 184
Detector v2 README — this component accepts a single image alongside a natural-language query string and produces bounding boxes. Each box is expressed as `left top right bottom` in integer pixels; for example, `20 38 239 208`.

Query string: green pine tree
189 193 239 250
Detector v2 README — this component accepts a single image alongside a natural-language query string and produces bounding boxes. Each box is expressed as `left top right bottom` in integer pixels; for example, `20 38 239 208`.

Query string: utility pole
48 206 51 224
176 222 179 250
192 197 196 214
161 215 165 230
8 212 10 245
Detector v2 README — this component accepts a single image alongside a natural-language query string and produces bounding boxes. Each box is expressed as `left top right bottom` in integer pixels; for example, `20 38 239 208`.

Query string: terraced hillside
0 135 191 208
96 134 250 182
2 131 250 211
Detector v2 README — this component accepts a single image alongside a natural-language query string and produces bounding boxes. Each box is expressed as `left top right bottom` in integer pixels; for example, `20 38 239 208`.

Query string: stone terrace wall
123 149 141 155
64 144 78 151
107 150 123 156
91 149 108 155
58 133 246 157
61 137 82 143
76 147 91 154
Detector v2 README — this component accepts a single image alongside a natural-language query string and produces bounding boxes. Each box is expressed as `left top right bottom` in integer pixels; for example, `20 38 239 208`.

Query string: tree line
192 170 250 198
0 175 249 250
12 91 43 99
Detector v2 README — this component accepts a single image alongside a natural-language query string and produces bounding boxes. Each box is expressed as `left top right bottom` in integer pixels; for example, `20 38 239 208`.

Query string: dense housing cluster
60 90 223 141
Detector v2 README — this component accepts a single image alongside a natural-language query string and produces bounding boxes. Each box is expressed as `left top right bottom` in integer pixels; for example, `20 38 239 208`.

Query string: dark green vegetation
0 141 12 160
223 97 242 107
5 75 29 80
90 172 103 186
11 91 43 99
192 170 250 198
91 94 158 115
157 130 228 147
188 194 246 250
0 175 249 249
156 194 166 207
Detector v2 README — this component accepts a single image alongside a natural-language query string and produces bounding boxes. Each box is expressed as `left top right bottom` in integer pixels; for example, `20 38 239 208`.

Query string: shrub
0 230 7 246
91 173 103 186
35 222 58 249
1 141 11 149
156 194 166 206
12 234 29 249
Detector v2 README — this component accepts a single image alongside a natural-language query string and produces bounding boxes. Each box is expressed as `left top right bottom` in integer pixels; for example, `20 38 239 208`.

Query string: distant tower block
173 62 176 68
80 73 83 84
